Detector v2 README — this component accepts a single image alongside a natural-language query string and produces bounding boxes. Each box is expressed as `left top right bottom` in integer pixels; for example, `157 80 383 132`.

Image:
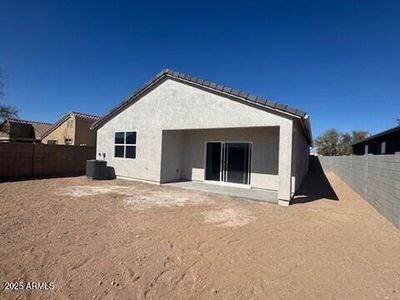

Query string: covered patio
164 180 278 204
160 127 283 203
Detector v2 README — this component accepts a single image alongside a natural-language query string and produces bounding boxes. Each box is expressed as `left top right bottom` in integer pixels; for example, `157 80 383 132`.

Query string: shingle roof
6 118 53 139
91 69 312 143
41 111 100 139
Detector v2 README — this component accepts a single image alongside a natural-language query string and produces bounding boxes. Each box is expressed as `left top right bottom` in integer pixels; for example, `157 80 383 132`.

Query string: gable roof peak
69 111 100 120
91 69 312 144
41 111 100 139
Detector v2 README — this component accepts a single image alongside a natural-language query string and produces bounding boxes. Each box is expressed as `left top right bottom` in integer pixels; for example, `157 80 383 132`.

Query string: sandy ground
0 172 399 300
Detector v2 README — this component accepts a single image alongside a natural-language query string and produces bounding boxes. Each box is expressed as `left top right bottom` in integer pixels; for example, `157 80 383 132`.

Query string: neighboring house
41 112 99 146
91 69 312 206
0 118 52 143
352 125 400 155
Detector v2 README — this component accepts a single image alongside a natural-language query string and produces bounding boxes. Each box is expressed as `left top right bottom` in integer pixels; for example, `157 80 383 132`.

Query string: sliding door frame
203 141 253 188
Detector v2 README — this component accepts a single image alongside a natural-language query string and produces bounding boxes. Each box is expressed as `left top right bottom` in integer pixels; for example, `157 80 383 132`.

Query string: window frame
114 131 137 159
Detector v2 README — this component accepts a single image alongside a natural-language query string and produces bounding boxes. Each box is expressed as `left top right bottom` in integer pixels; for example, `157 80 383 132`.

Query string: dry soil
0 172 399 299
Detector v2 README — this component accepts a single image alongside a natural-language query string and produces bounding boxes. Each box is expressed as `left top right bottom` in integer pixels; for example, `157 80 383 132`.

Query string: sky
0 0 399 138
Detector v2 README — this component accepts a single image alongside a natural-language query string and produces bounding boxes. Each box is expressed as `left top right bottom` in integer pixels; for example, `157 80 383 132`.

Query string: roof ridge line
69 111 100 118
91 68 312 144
6 118 53 125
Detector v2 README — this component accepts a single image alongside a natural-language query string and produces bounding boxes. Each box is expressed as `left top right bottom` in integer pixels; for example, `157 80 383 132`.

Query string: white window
381 141 386 154
114 131 136 159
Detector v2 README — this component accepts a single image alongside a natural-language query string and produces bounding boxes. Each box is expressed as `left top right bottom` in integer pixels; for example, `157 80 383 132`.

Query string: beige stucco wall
75 117 97 146
96 78 303 201
42 116 75 145
42 116 97 146
160 131 184 182
0 122 35 141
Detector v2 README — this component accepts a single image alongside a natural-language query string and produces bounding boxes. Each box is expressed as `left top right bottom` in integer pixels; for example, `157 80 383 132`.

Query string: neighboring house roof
1 118 53 140
352 125 400 146
41 111 100 139
91 69 312 144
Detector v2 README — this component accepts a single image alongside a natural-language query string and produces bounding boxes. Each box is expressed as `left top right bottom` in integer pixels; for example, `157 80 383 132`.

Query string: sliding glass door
225 143 251 184
205 142 222 181
205 142 252 185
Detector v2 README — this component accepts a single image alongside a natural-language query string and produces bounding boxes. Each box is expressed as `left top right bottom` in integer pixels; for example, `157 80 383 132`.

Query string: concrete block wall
318 154 400 228
0 142 95 180
0 143 34 178
33 144 96 177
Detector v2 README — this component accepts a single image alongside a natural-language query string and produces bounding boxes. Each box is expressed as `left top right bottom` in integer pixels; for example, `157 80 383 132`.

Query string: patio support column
278 121 293 206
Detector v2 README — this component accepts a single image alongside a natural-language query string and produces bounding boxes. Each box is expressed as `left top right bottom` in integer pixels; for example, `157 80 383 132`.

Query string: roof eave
302 114 313 146
90 69 312 144
91 70 310 131
352 126 400 146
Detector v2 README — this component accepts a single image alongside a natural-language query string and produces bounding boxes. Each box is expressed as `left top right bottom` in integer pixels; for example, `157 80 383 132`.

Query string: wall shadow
291 156 339 204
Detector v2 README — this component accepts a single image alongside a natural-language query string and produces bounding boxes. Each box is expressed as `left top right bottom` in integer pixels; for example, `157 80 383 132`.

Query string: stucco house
41 112 99 146
0 118 52 143
352 125 400 155
91 69 312 206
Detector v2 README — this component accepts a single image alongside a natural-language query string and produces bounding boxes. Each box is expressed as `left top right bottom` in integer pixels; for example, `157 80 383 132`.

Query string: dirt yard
1 172 399 299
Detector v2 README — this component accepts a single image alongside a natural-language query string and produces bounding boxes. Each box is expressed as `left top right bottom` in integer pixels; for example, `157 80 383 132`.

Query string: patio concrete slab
164 181 278 204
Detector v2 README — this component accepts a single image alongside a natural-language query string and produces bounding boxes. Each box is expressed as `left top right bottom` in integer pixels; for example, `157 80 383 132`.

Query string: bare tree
351 130 369 144
0 68 19 121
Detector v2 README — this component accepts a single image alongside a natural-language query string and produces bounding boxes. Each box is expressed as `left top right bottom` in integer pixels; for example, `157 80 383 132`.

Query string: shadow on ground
291 156 339 205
